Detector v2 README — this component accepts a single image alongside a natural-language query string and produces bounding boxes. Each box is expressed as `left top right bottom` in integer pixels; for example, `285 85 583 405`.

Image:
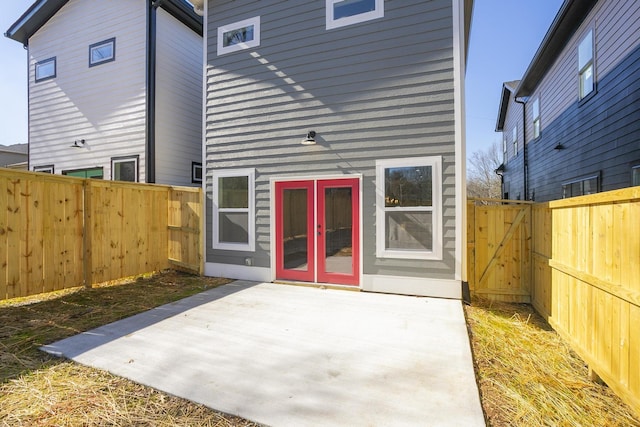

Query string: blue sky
0 0 563 157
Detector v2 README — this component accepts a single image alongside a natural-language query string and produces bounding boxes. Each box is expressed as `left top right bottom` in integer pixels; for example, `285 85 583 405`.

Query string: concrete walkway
42 281 485 427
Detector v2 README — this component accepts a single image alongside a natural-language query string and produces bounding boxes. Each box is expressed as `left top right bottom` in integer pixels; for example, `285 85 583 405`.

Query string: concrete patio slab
42 281 485 427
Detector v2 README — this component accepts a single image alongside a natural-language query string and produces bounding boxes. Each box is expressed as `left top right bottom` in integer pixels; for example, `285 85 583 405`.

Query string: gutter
146 0 161 183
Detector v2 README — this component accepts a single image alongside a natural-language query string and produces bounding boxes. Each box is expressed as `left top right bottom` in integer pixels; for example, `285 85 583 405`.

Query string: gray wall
205 0 458 280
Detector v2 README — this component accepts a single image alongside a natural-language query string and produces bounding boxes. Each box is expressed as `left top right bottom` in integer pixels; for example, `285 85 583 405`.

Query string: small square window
192 162 203 183
35 57 56 82
217 17 260 56
326 0 384 30
89 38 116 67
111 156 138 182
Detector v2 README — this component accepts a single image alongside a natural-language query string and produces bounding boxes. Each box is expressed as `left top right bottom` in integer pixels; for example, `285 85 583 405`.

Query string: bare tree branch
467 140 502 201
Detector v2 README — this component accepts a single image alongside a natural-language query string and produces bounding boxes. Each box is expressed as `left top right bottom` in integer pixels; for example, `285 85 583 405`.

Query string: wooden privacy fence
0 169 202 301
534 188 640 416
468 188 640 415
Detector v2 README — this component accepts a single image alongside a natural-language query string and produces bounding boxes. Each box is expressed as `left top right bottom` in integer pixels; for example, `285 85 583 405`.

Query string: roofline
495 83 515 132
514 0 599 98
4 0 202 46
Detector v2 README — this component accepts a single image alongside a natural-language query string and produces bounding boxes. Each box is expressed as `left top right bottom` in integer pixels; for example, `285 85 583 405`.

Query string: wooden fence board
0 169 202 301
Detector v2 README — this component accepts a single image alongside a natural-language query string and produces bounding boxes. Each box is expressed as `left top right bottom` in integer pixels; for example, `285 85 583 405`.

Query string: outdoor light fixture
301 130 316 145
554 143 565 150
494 163 506 177
70 139 86 148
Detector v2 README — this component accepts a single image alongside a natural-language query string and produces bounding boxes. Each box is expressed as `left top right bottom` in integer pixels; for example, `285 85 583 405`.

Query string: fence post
83 179 93 288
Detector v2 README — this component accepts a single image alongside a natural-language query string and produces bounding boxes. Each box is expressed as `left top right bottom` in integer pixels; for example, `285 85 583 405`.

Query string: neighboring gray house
495 0 640 202
199 0 473 298
5 0 203 186
0 144 28 170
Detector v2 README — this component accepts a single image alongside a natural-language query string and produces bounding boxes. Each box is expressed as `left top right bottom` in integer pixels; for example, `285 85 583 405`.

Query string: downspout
25 44 30 171
146 0 161 183
514 97 528 200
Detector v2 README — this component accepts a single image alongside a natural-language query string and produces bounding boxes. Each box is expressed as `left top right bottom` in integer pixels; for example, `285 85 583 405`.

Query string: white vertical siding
28 0 147 180
154 8 203 187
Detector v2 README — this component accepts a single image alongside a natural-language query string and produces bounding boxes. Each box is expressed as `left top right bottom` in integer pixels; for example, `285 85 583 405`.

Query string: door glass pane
386 211 432 251
283 189 309 271
324 187 352 274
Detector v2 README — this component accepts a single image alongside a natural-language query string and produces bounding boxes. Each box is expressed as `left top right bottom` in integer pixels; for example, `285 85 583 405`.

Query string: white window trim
192 162 203 183
211 168 256 252
111 156 139 182
326 0 384 30
34 165 54 173
375 157 442 260
512 126 518 156
217 16 261 56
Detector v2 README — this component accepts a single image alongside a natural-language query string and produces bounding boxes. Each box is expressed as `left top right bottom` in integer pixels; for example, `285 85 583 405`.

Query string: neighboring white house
5 0 203 186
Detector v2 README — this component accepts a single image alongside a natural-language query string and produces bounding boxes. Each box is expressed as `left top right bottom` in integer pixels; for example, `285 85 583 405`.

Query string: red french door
275 178 359 285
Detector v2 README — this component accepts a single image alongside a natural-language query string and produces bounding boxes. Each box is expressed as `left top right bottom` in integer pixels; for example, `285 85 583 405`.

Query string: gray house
496 0 640 202
199 0 473 298
5 0 203 186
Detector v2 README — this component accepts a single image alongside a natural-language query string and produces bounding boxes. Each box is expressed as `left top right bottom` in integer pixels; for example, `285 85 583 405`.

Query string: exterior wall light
70 139 86 148
301 131 316 145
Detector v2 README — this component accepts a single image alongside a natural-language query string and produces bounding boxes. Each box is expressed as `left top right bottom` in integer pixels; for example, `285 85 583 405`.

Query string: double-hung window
376 157 442 260
532 98 541 139
326 0 384 29
578 30 594 99
212 168 255 251
35 57 56 82
512 126 518 156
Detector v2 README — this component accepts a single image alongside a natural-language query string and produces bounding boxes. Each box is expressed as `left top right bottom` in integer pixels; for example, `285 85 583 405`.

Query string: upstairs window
35 57 56 82
89 38 116 67
578 30 594 99
512 126 518 157
532 98 541 139
326 0 384 30
217 17 261 56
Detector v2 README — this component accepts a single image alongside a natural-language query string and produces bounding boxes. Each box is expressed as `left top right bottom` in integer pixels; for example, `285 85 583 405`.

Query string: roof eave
4 0 202 47
495 84 513 132
515 0 599 98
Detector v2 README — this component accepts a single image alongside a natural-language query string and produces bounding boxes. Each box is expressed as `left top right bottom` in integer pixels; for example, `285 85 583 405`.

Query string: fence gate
467 199 533 302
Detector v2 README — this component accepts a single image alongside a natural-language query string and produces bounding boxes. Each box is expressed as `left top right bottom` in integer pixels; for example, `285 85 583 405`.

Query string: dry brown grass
0 271 260 426
465 297 640 427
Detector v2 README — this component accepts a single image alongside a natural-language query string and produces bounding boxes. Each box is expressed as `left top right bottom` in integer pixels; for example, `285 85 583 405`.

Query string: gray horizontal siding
205 0 458 280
